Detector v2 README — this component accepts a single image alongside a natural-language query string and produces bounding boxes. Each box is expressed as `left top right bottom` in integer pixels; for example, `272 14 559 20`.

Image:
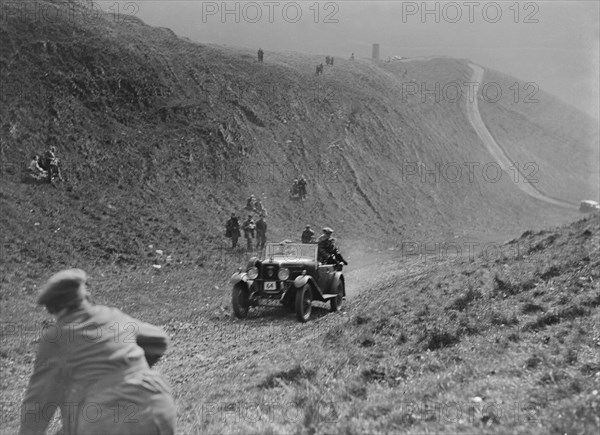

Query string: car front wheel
232 284 250 318
295 284 313 322
330 281 344 312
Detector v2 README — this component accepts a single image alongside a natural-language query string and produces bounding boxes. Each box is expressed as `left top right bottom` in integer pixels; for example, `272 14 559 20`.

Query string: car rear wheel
232 284 249 318
295 284 312 322
330 281 344 312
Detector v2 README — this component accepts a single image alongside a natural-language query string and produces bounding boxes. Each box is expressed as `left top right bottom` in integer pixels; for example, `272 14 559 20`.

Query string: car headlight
278 268 290 281
247 267 259 279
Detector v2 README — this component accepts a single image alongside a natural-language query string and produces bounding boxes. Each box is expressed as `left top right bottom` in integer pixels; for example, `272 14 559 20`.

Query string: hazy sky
101 1 599 119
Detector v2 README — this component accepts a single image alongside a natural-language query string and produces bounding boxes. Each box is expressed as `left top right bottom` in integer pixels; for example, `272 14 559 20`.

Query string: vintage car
230 242 346 322
580 200 600 213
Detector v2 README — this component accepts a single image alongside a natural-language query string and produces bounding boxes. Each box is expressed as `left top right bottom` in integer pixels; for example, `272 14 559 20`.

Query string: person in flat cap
301 225 315 244
19 269 176 435
317 227 348 266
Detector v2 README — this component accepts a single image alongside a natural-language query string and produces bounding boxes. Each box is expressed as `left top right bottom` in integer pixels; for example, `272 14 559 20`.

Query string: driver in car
317 227 348 266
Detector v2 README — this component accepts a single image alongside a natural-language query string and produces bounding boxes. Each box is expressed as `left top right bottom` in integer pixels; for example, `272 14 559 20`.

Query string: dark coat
256 218 267 236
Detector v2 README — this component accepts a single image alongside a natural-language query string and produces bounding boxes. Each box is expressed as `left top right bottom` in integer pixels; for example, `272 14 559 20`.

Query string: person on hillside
243 214 256 251
326 55 330 65
39 145 63 182
331 56 334 66
317 227 348 265
257 48 264 62
255 197 267 216
297 176 307 200
255 215 267 251
290 179 300 199
350 53 354 61
19 269 176 435
28 154 47 180
225 213 241 249
301 225 315 244
245 195 257 212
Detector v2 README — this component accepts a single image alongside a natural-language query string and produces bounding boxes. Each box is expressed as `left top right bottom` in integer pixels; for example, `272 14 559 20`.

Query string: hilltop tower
372 43 380 61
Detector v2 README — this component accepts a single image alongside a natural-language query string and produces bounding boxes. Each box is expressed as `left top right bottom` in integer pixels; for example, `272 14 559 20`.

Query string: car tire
295 284 312 322
330 281 344 312
232 284 249 319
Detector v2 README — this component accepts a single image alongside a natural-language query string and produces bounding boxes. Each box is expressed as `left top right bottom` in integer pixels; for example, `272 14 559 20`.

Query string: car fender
230 272 250 288
294 275 327 301
246 257 259 270
331 272 345 297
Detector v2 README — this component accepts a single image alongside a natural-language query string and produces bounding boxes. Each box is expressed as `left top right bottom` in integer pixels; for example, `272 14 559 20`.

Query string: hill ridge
0 0 591 272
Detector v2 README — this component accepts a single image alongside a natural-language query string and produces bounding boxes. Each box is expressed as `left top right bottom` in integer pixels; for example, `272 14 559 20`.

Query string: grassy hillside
1 2 599 433
0 1 587 282
478 67 600 202
169 213 599 434
2 210 596 434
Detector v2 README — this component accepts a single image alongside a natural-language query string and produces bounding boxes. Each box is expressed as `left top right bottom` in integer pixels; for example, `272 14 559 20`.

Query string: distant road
467 64 576 209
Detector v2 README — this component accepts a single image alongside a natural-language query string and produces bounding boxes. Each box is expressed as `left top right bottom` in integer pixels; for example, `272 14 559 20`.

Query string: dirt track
467 64 577 209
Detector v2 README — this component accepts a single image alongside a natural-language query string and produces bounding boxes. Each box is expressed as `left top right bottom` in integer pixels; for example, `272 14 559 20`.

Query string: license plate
264 281 277 290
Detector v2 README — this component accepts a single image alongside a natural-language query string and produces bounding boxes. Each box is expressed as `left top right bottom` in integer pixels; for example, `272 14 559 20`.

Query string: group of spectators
290 177 307 200
225 212 267 251
245 194 267 215
27 146 63 183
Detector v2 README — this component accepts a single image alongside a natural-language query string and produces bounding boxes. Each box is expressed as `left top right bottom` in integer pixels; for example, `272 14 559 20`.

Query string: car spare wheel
232 284 250 318
295 284 313 322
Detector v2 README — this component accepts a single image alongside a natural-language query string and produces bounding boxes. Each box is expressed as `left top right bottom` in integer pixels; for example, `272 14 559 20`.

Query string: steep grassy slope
478 67 600 202
1 2 599 433
0 1 589 282
167 213 598 434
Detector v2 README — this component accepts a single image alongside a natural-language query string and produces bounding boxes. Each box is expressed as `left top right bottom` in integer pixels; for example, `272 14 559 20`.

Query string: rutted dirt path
167 257 430 429
467 64 577 209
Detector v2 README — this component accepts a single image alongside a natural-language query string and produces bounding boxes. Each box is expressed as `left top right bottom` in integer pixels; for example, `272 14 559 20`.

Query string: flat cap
38 269 87 307
322 227 334 234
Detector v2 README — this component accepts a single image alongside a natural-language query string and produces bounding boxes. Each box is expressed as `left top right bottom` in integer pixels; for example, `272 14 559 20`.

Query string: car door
317 264 335 292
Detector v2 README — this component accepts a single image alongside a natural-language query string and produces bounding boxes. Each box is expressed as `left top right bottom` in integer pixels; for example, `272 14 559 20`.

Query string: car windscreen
266 244 315 261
